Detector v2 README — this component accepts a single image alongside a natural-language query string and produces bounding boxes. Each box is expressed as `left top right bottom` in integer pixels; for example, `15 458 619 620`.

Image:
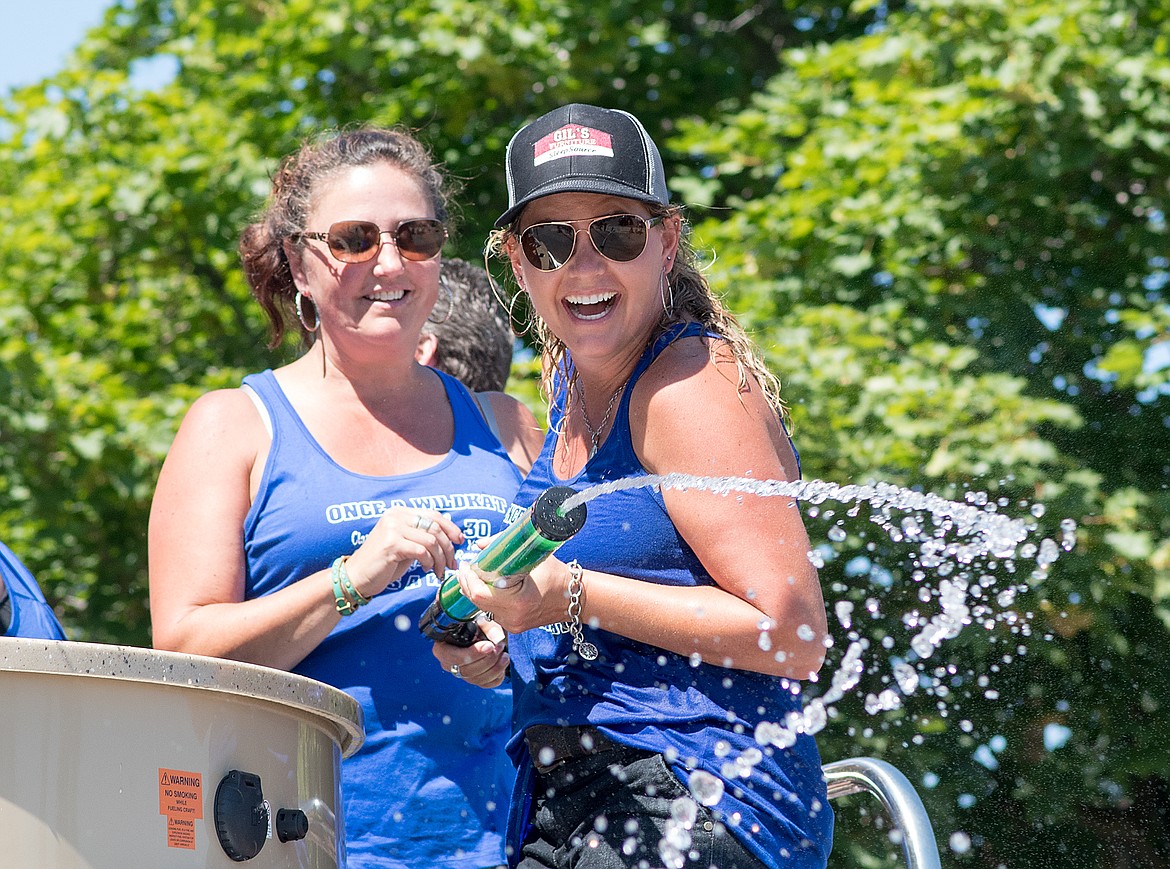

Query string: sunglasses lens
589 214 649 262
396 219 447 261
519 215 654 271
327 221 381 262
521 223 577 271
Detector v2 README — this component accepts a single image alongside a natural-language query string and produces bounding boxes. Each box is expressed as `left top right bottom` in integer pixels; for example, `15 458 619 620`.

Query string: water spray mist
419 485 587 647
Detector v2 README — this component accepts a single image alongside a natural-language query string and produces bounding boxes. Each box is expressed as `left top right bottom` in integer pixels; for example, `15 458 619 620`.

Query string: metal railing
823 757 942 869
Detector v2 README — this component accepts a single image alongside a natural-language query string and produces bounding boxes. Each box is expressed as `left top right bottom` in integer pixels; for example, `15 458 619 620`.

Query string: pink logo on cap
533 124 614 167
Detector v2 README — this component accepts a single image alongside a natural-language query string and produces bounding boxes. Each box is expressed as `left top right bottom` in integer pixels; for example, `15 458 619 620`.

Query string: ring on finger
449 664 462 678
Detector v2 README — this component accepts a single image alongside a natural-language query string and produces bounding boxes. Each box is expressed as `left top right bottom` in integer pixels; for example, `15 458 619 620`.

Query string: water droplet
739 747 763 768
1036 538 1060 566
949 831 972 854
669 796 697 827
893 661 919 694
1043 722 1072 751
802 700 828 734
688 770 725 806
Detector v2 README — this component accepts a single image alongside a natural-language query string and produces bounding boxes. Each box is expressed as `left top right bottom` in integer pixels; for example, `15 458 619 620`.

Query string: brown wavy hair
240 126 453 348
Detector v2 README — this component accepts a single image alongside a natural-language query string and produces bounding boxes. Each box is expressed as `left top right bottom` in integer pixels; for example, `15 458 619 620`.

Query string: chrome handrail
823 757 942 869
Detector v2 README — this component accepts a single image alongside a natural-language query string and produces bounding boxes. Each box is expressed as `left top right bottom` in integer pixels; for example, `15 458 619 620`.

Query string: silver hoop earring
660 267 675 316
295 290 320 332
428 276 454 324
506 288 535 338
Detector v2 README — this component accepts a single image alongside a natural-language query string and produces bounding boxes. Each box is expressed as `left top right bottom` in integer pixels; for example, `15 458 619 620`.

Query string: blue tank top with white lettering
243 368 522 869
506 324 832 869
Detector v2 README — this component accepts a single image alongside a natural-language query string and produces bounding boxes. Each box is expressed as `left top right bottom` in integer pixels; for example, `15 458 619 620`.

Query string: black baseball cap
495 103 670 228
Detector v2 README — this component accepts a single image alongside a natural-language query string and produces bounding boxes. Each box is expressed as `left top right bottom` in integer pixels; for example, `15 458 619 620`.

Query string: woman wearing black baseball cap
454 104 833 869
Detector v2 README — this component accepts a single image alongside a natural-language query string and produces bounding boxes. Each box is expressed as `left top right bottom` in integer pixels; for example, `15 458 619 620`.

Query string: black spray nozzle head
531 485 587 541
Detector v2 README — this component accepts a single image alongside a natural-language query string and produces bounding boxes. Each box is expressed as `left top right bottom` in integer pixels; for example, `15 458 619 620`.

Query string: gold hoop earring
428 276 453 324
295 290 320 332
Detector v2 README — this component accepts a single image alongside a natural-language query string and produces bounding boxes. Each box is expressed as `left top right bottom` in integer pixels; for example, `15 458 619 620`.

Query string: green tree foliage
0 1 1166 866
672 0 1170 865
0 0 860 643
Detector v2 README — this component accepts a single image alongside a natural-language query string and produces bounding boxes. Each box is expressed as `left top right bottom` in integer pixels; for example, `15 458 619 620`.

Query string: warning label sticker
159 768 203 850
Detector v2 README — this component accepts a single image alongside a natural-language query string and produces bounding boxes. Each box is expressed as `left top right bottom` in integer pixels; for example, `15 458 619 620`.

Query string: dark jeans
516 746 765 869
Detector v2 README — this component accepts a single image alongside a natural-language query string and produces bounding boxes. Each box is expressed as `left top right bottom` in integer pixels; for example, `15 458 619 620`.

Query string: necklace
577 380 625 458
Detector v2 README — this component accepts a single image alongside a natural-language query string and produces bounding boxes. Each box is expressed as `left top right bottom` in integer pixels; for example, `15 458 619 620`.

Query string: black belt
524 724 622 774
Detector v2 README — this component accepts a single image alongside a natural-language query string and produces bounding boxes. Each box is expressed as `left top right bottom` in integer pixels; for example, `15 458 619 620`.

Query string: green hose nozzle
419 485 587 647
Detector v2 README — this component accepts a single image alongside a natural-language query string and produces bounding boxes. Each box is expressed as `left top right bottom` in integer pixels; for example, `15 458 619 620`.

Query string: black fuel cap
213 770 268 861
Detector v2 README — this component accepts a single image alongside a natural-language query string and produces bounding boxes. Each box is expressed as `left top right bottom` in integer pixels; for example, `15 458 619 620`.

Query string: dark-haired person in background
418 258 516 394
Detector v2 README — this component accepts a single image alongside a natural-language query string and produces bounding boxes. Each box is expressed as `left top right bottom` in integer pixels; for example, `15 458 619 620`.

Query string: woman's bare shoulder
168 387 269 463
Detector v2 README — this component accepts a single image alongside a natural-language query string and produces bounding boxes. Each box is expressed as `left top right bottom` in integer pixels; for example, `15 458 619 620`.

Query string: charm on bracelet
565 560 598 661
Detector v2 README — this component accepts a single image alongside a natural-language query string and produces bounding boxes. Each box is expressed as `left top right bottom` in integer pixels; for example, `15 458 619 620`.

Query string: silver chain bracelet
565 560 598 661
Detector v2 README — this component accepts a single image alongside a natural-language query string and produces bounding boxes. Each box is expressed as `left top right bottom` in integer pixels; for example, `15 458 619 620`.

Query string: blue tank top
506 324 832 869
243 368 522 869
0 541 67 640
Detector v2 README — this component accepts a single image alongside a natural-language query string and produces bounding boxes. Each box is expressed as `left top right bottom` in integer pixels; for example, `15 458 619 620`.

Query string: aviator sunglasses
296 218 447 263
518 213 665 272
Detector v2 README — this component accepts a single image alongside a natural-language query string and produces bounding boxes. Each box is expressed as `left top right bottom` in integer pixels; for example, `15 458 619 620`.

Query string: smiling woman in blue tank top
453 105 834 869
148 127 545 869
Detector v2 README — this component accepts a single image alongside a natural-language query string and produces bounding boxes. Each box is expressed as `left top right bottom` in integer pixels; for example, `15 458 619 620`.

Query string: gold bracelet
565 560 598 661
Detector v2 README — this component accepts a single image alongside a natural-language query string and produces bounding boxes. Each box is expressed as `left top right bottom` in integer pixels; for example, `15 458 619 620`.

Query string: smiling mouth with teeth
366 289 407 303
565 291 617 320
